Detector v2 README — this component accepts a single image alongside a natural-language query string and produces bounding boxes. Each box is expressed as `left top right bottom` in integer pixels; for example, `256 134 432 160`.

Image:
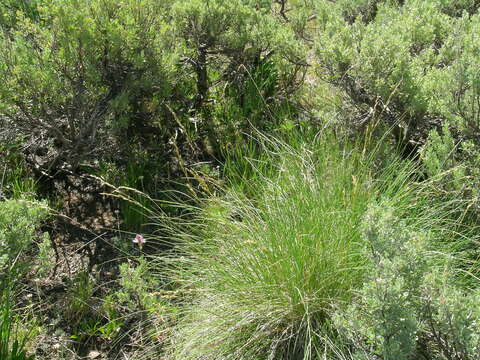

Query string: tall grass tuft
163 133 425 359
0 283 34 360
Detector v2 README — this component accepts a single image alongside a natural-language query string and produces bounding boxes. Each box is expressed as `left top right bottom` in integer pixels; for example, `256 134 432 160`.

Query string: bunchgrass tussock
163 132 426 360
0 284 34 360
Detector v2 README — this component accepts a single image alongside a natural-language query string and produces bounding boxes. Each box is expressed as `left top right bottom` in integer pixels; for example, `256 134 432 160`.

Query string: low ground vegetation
2 0 480 359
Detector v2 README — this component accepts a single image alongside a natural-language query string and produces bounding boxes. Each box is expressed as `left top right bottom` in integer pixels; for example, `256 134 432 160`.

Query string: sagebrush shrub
0 200 48 274
312 0 480 229
335 203 480 360
0 0 176 169
314 1 480 155
0 0 306 174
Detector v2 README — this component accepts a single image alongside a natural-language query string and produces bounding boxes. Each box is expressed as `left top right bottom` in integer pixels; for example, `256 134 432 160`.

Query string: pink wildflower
133 234 146 249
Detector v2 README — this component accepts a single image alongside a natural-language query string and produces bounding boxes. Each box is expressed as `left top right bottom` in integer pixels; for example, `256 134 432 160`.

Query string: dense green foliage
0 0 305 173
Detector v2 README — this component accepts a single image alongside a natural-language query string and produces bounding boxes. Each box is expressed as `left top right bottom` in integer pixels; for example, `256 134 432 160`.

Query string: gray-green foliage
0 200 48 273
314 0 480 223
116 257 163 312
316 0 453 118
419 275 480 360
171 0 303 70
314 1 480 148
162 0 307 151
420 120 480 224
36 232 54 278
422 123 459 178
335 204 429 360
334 203 480 360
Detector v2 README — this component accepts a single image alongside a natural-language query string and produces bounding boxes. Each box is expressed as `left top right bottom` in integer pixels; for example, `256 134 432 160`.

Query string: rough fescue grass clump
165 135 420 360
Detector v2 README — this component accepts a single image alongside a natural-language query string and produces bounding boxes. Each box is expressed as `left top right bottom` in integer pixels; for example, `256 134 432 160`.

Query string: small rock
88 350 101 359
